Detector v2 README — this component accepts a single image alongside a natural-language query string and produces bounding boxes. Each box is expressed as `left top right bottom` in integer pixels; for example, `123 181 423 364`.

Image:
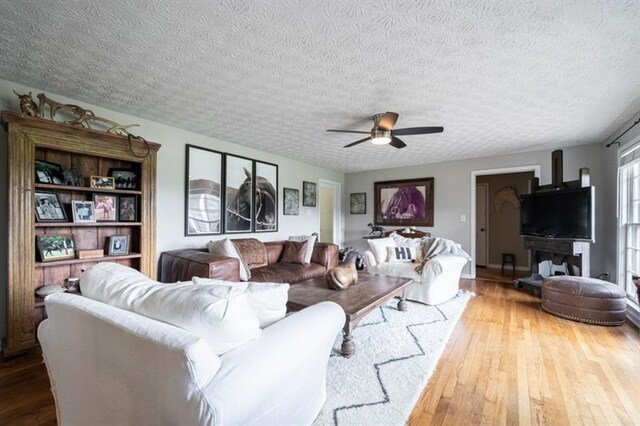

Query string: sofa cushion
250 263 325 284
367 237 395 263
232 238 268 269
81 263 261 355
386 246 417 263
209 238 250 281
192 277 289 328
281 240 307 264
288 235 317 264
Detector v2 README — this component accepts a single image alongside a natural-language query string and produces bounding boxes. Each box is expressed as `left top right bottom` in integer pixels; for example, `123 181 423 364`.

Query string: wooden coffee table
287 273 412 358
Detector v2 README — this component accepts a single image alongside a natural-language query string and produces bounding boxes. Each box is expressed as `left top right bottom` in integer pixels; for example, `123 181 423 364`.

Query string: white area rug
314 291 473 426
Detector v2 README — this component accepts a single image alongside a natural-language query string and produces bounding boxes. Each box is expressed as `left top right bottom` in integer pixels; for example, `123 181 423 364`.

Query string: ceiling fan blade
392 126 444 136
343 137 371 148
378 112 399 130
327 129 370 134
389 136 407 149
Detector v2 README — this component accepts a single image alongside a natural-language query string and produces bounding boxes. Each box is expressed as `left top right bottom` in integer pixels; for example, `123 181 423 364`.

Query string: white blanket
415 237 471 275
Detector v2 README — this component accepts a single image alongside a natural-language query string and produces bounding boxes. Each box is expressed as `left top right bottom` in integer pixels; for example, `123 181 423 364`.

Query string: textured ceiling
1 0 639 173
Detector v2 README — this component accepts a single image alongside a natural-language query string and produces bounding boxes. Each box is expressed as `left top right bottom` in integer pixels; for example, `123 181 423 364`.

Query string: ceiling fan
327 112 444 149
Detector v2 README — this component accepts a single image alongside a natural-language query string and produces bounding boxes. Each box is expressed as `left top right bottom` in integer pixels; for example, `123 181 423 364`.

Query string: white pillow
193 277 289 328
367 237 395 263
288 234 317 264
390 233 425 262
386 246 417 263
208 238 250 281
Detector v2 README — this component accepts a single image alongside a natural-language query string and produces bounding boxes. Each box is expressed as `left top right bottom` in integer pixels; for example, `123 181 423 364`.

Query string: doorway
318 179 342 245
476 183 489 267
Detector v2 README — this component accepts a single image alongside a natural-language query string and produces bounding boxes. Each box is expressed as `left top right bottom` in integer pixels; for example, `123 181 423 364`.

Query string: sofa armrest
363 250 377 270
159 250 240 283
310 242 339 270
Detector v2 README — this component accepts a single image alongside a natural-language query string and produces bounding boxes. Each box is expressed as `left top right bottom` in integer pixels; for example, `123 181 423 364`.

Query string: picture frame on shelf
283 188 299 215
107 235 130 256
92 194 118 221
71 200 96 223
35 191 67 222
118 195 137 222
224 154 254 233
90 176 115 190
36 234 75 262
185 145 223 236
35 159 65 185
374 177 434 227
302 181 317 207
108 168 139 190
254 161 278 232
350 192 366 214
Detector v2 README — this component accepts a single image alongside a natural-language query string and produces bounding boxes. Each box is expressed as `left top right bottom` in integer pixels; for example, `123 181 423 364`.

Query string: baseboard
627 303 640 328
461 273 473 279
486 263 529 272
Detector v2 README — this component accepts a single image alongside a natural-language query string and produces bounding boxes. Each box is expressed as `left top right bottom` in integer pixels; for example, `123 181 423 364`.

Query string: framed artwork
185 145 223 236
90 176 115 189
350 192 366 214
108 168 139 190
107 235 130 255
35 191 67 222
224 154 254 233
254 161 278 232
71 200 96 223
93 194 118 221
118 195 137 222
35 160 65 185
36 234 75 262
302 181 317 207
283 188 299 215
374 177 434 227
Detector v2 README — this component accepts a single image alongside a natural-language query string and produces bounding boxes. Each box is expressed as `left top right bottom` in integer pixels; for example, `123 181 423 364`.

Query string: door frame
475 182 489 267
318 179 343 246
470 165 541 278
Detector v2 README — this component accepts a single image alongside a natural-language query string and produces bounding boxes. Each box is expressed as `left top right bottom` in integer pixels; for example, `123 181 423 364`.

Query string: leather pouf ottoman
541 276 627 326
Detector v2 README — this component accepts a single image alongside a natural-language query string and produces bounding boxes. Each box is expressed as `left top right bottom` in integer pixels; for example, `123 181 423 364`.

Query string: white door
319 186 334 243
476 183 488 267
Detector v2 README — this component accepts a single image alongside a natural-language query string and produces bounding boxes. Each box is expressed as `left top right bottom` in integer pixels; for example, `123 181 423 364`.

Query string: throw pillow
386 246 417 263
390 233 425 262
192 277 289 328
367 236 395 263
280 240 307 264
231 238 268 269
208 238 250 281
288 234 317 264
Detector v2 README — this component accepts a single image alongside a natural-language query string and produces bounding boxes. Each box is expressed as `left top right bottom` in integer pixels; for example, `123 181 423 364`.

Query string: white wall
345 143 607 277
0 78 344 342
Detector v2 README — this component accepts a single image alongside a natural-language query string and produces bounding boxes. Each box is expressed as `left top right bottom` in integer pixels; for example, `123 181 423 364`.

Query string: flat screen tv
520 187 594 241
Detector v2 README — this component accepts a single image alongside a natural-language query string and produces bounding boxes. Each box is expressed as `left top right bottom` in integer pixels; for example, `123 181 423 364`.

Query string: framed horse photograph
224 154 254 233
374 177 434 227
185 145 223 236
254 161 278 232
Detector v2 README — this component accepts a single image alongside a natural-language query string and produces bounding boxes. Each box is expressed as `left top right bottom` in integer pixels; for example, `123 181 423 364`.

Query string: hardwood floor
1 269 638 425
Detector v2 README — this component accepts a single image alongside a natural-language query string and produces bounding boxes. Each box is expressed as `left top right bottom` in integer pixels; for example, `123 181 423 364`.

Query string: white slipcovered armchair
364 234 469 305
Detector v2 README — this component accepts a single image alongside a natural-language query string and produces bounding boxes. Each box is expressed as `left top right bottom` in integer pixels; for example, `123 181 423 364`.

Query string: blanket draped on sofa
414 237 471 275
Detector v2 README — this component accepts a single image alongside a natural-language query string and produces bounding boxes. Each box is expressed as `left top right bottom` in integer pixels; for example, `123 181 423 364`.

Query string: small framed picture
108 168 139 190
283 188 299 215
35 191 67 222
92 194 118 221
71 200 96 223
90 176 115 190
350 192 367 214
303 181 317 207
118 195 137 222
36 234 75 262
35 160 65 185
107 235 130 255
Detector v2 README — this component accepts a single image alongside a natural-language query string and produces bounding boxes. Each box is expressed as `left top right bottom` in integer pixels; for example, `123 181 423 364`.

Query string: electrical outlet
460 214 467 222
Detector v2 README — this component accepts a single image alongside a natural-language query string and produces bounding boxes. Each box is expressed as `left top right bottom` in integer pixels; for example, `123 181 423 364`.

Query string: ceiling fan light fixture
370 129 392 145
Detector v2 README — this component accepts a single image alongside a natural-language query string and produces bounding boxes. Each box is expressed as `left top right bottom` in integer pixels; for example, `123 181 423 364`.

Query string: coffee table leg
397 295 408 312
341 331 355 358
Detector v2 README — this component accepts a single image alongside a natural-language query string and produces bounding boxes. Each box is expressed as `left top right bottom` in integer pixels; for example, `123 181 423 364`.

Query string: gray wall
345 143 607 277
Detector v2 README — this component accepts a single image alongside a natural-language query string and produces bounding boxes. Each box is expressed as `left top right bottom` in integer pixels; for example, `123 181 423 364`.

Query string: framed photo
224 154 254 233
118 195 137 222
374 177 434 227
92 194 118 221
254 161 278 232
90 176 115 189
35 191 67 222
302 181 317 207
283 188 299 215
71 200 96 223
185 145 223 236
35 160 65 185
36 234 75 262
350 192 367 214
108 168 139 190
107 235 130 255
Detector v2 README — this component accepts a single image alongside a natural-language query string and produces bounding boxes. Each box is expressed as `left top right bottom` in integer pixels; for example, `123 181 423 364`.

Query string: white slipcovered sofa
38 263 344 426
364 234 469 305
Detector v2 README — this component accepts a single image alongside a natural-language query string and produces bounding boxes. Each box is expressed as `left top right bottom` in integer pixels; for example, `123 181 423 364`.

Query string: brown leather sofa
159 241 339 284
